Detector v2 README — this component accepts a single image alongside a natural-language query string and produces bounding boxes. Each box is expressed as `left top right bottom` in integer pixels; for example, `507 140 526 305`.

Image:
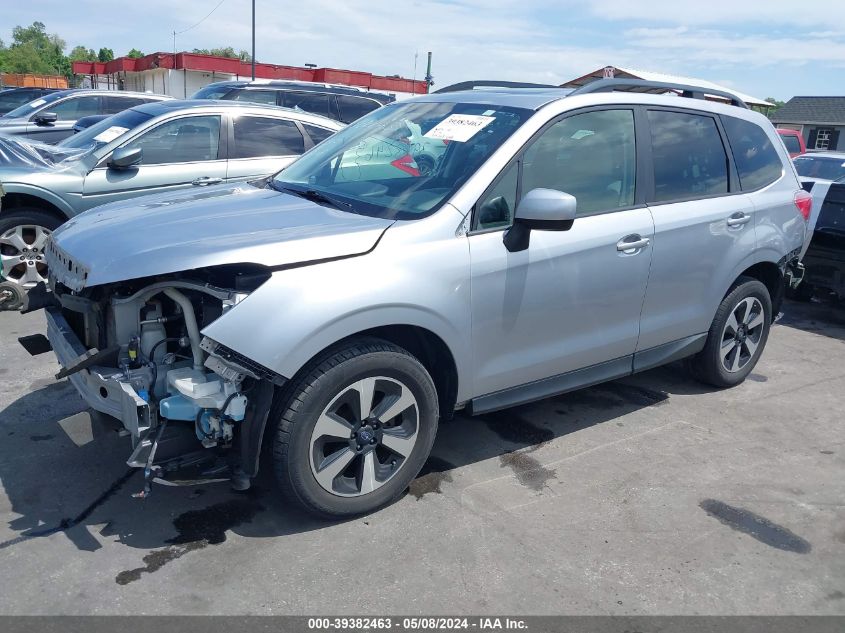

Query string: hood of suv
49 181 394 290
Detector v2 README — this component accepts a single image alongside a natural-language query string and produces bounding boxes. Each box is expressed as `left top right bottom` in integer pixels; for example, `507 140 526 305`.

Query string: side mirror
504 188 577 252
108 147 143 170
34 112 58 126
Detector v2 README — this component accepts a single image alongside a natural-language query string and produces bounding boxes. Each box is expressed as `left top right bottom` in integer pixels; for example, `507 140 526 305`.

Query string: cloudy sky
5 0 845 100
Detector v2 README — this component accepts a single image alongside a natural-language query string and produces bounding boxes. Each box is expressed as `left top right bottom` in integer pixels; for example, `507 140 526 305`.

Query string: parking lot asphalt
0 299 843 615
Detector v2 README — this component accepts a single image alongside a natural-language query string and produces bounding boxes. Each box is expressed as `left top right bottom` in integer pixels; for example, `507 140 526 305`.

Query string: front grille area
46 238 90 292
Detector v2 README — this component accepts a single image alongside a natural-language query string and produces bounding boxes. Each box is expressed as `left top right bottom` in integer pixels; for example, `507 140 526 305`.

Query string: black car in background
798 183 845 300
192 80 393 123
0 87 62 115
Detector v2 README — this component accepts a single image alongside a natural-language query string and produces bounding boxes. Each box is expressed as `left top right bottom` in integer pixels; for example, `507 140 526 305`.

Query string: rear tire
271 338 439 518
691 277 772 388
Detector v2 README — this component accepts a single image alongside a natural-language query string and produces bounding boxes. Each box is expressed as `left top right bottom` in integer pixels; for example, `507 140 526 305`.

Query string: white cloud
583 0 845 27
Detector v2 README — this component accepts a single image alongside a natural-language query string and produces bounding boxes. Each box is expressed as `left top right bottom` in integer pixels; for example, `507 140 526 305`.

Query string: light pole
251 0 256 80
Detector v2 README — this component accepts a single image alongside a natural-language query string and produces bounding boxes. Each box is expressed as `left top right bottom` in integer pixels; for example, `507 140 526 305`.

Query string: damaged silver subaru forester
29 80 809 517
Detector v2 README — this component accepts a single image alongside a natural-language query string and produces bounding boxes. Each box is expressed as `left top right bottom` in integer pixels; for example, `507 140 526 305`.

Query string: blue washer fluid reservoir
158 394 200 421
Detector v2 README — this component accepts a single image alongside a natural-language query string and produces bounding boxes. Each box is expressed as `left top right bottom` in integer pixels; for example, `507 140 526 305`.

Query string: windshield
192 84 236 100
794 155 845 182
3 90 69 119
271 100 532 220
58 108 153 151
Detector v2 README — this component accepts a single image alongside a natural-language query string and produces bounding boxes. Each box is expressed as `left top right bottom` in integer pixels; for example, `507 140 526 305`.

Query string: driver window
522 109 636 217
121 115 221 165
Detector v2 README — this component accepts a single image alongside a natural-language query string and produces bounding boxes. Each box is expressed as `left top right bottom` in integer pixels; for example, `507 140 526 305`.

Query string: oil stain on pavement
115 496 264 585
499 451 556 491
699 499 811 554
408 456 456 500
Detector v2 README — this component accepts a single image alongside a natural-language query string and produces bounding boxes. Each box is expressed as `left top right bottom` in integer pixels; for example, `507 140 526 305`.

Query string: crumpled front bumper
45 306 150 438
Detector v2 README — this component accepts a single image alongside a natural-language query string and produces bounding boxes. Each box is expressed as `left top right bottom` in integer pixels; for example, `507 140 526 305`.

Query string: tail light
794 190 812 222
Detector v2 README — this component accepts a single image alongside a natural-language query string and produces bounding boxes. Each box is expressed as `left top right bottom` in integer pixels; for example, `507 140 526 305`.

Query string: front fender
202 212 474 401
1 182 76 219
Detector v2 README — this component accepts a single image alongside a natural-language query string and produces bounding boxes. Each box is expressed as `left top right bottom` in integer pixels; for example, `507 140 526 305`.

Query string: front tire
0 209 62 310
271 338 439 518
691 277 772 387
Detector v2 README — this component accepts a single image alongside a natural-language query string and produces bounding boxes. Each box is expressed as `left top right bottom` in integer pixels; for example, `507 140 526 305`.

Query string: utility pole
251 0 256 80
424 51 433 93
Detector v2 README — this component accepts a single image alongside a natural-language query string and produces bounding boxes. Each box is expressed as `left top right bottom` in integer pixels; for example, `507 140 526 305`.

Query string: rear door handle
727 213 752 227
192 176 222 186
617 235 650 252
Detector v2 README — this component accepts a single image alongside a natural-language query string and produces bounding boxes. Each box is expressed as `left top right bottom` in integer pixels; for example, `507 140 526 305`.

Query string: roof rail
569 78 749 109
434 80 560 94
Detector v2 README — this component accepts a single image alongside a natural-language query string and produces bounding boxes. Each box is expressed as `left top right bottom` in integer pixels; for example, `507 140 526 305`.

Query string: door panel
638 109 756 351
470 209 654 396
81 114 226 210
469 108 651 397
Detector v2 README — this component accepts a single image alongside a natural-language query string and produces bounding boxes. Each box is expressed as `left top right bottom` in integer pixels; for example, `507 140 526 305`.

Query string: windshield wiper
272 184 353 211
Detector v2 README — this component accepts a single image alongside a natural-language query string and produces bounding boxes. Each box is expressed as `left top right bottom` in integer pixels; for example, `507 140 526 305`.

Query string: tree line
0 21 249 78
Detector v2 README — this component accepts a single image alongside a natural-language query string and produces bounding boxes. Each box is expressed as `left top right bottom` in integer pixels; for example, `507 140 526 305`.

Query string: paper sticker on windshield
93 126 129 143
424 114 495 142
29 99 46 108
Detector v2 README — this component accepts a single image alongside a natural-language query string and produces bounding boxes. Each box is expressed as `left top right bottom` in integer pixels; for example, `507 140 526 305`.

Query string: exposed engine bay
42 264 280 497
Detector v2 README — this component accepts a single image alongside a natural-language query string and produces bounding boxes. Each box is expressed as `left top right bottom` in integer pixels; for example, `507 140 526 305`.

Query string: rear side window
336 95 380 123
648 110 728 203
283 91 331 118
103 96 146 114
231 116 304 158
723 117 783 190
303 124 335 145
223 89 277 106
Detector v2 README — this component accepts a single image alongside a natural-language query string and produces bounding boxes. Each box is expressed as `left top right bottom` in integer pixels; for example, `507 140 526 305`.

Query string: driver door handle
617 235 650 252
192 176 222 186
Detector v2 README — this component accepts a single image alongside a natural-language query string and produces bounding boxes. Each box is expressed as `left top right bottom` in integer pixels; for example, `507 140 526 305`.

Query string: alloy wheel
0 224 51 287
720 297 765 373
309 376 419 497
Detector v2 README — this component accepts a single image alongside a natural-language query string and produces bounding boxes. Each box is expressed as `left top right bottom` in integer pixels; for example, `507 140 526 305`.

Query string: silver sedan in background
0 100 343 308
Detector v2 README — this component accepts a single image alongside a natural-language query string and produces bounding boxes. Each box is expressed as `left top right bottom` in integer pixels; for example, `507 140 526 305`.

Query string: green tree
97 47 114 62
69 45 96 62
126 48 144 59
764 97 785 119
238 49 252 62
1 21 69 75
192 46 238 59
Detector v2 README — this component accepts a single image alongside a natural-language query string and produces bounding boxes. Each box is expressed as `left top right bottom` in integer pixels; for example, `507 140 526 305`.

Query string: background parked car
0 87 62 115
792 182 845 301
0 89 172 143
71 114 110 134
794 151 845 183
192 80 393 124
0 100 342 307
777 128 807 158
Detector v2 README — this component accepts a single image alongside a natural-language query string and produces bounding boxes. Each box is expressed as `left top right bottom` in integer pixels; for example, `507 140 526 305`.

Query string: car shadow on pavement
777 296 845 342
0 359 719 558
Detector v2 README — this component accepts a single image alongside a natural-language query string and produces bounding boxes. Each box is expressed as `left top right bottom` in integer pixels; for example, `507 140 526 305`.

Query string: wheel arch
725 253 785 321
1 186 73 221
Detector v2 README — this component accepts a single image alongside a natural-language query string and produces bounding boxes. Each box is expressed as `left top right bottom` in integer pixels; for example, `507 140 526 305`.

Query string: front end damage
41 246 283 496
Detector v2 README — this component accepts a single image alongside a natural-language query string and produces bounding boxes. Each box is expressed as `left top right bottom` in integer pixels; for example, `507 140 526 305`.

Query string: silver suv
32 79 809 517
